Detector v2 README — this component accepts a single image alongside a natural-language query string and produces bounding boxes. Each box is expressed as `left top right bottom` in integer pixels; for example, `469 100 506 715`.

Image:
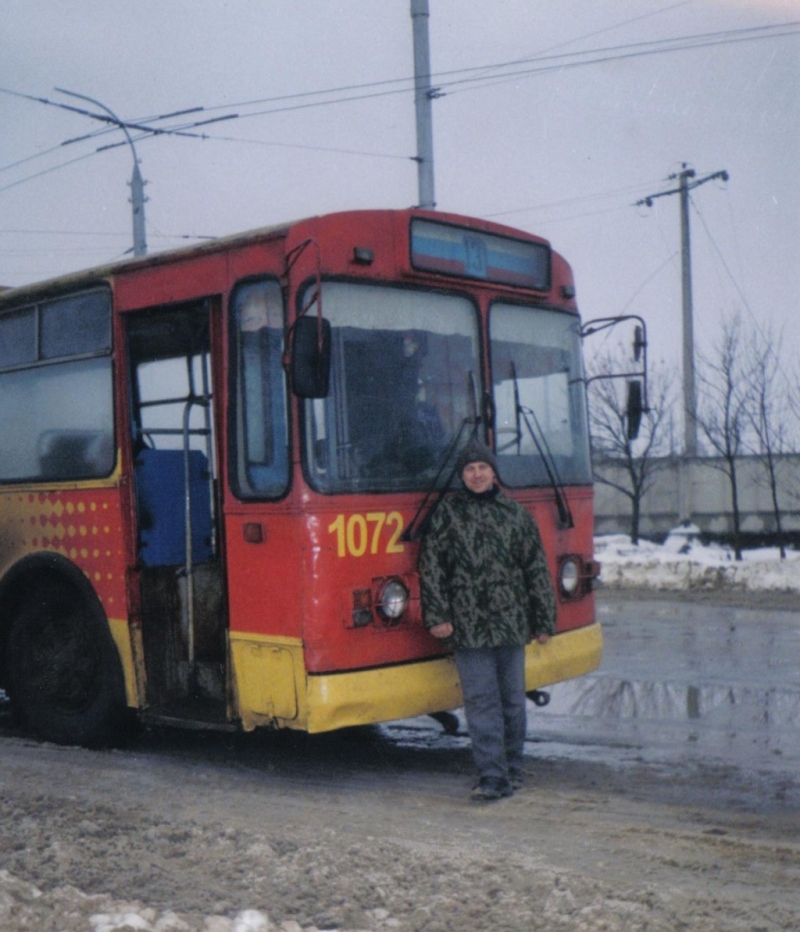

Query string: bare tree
588 349 677 544
777 357 800 514
694 314 753 560
746 324 796 558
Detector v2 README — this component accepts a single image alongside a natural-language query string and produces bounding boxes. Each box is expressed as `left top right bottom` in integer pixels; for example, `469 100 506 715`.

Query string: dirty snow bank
0 862 744 932
595 528 800 593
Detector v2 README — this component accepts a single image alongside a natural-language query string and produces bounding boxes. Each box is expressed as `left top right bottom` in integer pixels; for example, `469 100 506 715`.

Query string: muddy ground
1 587 799 931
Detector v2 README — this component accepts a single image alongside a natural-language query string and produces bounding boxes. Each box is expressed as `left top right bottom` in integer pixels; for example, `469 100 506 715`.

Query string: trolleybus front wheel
7 579 128 747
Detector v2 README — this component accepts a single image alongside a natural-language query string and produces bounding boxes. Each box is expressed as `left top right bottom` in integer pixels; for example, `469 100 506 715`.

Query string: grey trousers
454 644 527 781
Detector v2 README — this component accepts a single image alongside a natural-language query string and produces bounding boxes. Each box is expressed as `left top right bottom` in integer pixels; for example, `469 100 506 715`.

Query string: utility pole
637 164 728 457
410 0 438 209
57 88 148 257
129 157 148 258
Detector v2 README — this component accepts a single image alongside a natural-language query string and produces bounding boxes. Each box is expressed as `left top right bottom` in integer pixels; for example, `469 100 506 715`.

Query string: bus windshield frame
299 281 480 494
489 301 591 488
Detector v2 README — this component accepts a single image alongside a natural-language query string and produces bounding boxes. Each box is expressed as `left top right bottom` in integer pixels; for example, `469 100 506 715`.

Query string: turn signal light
351 588 372 628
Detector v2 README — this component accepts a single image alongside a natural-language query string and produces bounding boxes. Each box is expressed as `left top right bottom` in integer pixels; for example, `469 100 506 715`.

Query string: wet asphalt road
533 593 800 775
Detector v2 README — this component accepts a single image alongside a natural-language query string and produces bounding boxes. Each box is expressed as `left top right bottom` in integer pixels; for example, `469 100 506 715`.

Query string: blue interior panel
136 448 213 566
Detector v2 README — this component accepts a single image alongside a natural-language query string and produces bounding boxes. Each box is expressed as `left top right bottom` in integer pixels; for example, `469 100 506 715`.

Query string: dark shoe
509 768 525 790
470 776 513 802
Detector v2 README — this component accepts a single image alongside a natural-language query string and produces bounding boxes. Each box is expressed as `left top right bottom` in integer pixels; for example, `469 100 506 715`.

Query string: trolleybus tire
7 579 128 748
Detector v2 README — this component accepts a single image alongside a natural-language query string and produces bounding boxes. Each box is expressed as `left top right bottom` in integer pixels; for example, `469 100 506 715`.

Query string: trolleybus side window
489 302 591 488
300 282 479 494
230 280 289 499
0 289 113 482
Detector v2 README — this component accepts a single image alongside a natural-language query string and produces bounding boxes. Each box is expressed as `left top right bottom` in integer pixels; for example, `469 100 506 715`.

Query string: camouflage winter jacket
419 487 556 648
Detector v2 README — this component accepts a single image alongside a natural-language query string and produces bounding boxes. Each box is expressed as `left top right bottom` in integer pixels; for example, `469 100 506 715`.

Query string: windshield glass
490 303 591 487
303 283 479 493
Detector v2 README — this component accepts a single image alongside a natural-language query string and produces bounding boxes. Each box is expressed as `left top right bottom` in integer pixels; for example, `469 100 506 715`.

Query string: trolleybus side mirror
633 325 645 362
291 315 332 398
626 379 644 440
582 315 649 442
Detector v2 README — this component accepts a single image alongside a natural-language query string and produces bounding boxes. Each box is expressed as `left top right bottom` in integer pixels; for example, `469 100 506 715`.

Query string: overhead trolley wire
186 20 799 115
1 19 797 196
3 18 798 159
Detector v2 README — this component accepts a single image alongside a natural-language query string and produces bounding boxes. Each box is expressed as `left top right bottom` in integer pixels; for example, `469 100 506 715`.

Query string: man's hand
428 622 454 639
535 632 550 645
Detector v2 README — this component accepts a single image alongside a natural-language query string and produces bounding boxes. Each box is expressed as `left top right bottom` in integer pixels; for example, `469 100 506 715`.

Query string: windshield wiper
511 361 522 455
509 363 574 529
402 373 481 542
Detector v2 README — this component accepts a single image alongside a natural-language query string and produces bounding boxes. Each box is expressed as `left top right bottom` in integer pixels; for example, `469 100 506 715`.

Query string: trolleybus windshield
301 282 479 494
490 303 591 488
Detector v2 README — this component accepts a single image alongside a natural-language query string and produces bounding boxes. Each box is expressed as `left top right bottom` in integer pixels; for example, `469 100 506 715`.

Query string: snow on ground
595 525 800 593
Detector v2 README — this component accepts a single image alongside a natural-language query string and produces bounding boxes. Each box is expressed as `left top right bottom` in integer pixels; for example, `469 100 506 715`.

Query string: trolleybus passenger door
125 299 228 723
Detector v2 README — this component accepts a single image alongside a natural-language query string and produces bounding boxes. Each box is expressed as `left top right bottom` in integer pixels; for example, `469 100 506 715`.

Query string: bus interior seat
135 448 213 566
38 429 113 480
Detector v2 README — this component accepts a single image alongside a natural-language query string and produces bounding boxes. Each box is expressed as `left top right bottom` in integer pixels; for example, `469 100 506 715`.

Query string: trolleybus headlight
377 578 408 621
559 557 580 597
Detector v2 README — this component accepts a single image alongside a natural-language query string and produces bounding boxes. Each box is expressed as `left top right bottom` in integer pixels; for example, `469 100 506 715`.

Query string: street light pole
57 88 148 256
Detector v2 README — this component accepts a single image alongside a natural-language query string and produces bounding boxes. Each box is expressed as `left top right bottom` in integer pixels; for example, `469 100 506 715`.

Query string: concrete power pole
638 164 728 457
410 0 437 209
678 167 698 458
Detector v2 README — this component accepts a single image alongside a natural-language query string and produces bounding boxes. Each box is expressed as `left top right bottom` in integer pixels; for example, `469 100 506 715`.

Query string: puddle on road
529 673 800 773
523 597 800 773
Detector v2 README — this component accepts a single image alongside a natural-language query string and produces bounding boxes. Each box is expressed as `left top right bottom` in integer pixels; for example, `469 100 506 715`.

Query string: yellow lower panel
306 655 463 734
107 617 140 708
229 623 603 735
305 622 603 734
229 633 304 731
525 621 603 690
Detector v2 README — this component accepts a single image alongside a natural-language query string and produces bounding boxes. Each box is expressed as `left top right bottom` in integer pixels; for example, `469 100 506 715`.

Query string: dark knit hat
455 439 498 476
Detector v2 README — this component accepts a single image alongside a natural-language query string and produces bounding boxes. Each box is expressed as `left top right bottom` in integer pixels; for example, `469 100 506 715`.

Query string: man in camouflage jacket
419 439 556 801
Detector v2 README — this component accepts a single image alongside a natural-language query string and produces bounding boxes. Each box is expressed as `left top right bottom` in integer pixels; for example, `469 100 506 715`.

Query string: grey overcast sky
1 0 798 383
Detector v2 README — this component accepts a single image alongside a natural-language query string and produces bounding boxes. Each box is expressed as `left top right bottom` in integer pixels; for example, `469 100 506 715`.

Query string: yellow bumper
230 622 603 734
525 620 603 688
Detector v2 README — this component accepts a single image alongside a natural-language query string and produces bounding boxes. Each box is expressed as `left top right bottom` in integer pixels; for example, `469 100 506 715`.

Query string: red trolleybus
0 209 612 746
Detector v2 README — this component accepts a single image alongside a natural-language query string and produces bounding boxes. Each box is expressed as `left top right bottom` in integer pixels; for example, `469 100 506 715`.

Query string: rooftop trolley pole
57 88 148 257
410 0 438 209
638 164 728 457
